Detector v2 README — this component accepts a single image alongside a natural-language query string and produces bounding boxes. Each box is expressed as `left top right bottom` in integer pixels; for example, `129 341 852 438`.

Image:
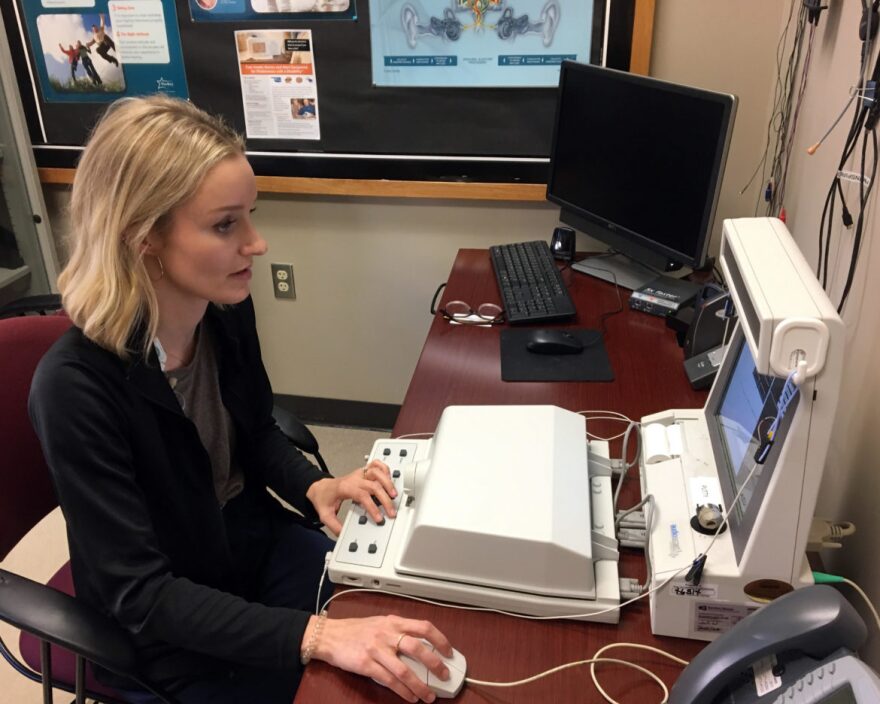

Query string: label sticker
692 600 759 634
672 582 717 598
752 654 782 696
688 476 722 509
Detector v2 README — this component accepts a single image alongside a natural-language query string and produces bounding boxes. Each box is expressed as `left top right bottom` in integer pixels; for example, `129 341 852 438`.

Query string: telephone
669 586 880 703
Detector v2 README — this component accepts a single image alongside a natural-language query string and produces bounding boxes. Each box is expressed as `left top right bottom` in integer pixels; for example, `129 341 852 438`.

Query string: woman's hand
308 614 454 703
305 460 396 535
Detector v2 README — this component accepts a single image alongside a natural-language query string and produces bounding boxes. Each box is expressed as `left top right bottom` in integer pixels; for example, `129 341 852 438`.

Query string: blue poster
370 0 592 87
23 1 188 103
188 0 356 22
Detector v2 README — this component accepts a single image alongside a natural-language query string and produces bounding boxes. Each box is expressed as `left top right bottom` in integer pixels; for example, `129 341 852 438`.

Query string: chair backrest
0 314 73 560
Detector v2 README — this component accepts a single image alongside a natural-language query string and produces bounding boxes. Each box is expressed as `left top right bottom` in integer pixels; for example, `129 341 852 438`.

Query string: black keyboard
490 241 577 324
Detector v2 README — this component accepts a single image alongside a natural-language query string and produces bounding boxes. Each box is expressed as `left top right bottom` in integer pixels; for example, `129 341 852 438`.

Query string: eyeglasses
430 283 505 326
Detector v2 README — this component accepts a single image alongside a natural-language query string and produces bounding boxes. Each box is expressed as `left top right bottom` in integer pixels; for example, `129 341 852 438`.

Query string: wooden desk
296 249 708 703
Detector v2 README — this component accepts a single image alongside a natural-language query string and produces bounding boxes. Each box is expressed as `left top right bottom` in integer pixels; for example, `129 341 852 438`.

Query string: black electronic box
629 275 700 317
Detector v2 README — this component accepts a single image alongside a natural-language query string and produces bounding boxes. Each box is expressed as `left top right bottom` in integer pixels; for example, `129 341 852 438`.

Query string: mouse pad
500 329 614 382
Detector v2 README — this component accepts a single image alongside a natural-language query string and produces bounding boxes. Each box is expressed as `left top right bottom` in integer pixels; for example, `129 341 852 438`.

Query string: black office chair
273 404 330 475
0 298 330 703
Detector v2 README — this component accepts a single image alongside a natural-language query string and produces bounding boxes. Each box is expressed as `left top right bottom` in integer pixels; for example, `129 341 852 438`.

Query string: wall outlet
271 263 296 300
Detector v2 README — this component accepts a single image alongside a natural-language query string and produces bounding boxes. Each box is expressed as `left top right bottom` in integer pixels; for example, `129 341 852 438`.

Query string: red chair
0 310 178 704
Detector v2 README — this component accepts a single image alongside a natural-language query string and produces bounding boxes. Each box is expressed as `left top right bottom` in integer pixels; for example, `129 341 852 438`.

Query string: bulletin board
2 0 654 186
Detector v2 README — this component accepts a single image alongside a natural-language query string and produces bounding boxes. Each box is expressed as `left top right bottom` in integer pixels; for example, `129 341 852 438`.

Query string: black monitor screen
546 62 736 268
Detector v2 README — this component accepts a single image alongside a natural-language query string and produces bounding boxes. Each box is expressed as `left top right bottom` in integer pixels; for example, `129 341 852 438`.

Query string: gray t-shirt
162 325 245 506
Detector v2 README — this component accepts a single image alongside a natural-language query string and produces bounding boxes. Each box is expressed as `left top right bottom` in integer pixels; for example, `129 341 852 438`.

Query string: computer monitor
546 61 737 290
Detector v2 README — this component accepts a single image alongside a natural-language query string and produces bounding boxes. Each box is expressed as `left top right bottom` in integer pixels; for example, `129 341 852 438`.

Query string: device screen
714 339 797 517
817 683 857 703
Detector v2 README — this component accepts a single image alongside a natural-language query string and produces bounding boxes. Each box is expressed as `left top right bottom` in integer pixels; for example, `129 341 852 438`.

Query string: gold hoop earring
149 255 165 282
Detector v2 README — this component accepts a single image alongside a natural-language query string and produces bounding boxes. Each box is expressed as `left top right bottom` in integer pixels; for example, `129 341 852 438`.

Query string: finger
320 509 342 536
377 646 435 703
367 459 392 478
400 636 449 683
370 663 420 704
356 487 386 524
364 460 397 499
406 620 454 659
366 481 397 519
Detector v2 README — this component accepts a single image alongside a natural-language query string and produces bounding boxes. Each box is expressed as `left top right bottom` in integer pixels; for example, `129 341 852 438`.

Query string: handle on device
669 586 867 704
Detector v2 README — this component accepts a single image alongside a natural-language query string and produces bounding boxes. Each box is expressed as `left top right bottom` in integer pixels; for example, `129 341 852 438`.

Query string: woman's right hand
308 614 454 703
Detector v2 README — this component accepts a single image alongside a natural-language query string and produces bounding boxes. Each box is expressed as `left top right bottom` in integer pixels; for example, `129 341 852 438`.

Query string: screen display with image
818 684 857 704
713 337 798 518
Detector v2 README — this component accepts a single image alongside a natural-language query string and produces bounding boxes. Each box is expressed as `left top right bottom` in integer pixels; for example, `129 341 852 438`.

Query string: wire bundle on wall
816 0 880 313
741 0 818 218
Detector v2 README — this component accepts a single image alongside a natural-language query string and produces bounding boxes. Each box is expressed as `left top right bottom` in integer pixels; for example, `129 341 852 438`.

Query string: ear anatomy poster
369 0 592 87
23 0 188 103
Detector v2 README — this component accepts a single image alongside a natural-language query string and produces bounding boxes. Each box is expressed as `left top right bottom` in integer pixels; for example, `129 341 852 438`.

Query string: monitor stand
572 252 660 291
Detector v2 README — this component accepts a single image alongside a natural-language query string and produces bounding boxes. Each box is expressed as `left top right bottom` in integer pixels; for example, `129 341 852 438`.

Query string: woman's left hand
306 460 397 535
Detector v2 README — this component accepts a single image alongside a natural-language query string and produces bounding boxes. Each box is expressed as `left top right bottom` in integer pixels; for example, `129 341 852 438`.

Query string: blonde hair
58 95 245 359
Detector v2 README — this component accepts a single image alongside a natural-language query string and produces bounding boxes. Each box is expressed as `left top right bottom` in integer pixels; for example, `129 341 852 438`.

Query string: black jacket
29 297 327 691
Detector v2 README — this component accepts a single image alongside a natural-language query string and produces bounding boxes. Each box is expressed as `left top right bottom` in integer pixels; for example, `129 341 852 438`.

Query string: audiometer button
393 470 401 478
368 543 378 554
358 515 367 525
399 449 408 457
348 542 358 552
383 448 391 456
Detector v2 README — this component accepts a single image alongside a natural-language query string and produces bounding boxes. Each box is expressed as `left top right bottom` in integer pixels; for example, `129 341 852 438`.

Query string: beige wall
760 1 880 666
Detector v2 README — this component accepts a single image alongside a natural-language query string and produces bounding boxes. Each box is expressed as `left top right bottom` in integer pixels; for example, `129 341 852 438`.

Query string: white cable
612 421 641 510
616 494 652 529
577 409 635 422
841 578 880 634
466 656 669 702
589 643 689 704
700 458 762 558
321 565 687 622
392 432 434 440
623 421 641 469
316 557 330 615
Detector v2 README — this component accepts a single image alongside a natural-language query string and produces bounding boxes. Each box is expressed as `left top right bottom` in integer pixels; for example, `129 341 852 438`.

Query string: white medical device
640 218 844 641
328 405 621 621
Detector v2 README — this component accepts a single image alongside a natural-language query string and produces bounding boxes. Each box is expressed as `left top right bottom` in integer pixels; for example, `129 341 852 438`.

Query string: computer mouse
525 329 584 355
374 639 467 699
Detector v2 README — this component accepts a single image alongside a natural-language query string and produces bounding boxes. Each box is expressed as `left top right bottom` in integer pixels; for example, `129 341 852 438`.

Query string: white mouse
376 638 467 699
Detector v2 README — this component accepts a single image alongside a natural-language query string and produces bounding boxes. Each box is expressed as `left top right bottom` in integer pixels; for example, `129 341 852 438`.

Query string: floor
0 424 389 704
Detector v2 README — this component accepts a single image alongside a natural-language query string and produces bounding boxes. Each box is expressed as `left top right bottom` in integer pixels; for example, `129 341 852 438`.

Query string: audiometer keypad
336 441 418 568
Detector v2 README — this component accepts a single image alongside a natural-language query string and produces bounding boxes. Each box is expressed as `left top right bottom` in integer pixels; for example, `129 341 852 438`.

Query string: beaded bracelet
300 610 328 666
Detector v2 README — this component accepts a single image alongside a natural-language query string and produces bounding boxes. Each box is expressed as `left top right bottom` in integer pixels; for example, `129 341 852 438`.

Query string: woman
29 95 453 704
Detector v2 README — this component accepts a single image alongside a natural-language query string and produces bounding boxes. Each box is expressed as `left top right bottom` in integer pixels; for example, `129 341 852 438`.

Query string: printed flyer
235 29 320 140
